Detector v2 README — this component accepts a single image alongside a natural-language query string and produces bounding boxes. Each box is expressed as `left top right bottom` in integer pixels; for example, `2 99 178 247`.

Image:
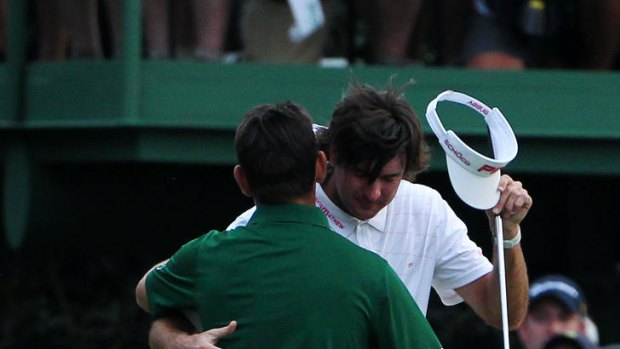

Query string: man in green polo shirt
135 101 442 348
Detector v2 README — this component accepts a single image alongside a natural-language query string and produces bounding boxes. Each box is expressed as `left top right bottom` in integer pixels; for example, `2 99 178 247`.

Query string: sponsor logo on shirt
316 198 345 229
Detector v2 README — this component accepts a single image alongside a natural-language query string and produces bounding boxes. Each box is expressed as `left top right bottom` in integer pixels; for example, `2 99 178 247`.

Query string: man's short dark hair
326 78 430 182
235 101 318 203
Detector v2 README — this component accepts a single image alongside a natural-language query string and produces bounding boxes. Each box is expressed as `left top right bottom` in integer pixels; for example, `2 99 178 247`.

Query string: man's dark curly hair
323 77 430 183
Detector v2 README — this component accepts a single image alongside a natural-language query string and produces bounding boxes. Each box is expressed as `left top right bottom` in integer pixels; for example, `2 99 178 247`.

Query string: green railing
2 0 620 245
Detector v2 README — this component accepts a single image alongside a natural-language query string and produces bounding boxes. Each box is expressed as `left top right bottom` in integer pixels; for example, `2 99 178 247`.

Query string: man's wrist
493 227 522 249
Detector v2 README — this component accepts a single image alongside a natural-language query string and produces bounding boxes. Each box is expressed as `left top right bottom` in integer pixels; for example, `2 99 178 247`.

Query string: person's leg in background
143 0 171 59
35 0 68 61
171 1 195 59
577 0 620 70
460 0 527 70
192 0 232 61
352 0 423 65
102 0 123 58
59 0 103 58
0 0 7 60
435 0 474 66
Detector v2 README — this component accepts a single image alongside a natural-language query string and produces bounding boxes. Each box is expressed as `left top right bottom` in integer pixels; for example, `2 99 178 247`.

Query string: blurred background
1 0 619 348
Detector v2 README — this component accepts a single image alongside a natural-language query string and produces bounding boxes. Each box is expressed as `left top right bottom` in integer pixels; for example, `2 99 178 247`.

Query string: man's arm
456 174 532 329
138 207 256 349
136 259 169 312
136 258 238 349
149 315 237 349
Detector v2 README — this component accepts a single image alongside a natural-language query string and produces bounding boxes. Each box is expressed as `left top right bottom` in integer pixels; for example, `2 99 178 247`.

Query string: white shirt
227 181 493 315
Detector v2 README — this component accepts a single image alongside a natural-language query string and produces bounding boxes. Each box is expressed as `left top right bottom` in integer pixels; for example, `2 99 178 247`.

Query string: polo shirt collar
248 203 331 229
316 184 387 233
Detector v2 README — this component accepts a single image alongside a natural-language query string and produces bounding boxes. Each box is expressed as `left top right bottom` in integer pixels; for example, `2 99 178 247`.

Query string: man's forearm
149 314 238 349
149 315 197 349
474 175 531 329
490 228 529 329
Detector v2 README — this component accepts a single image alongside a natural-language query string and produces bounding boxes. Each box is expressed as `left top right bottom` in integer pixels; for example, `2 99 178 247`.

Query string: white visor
426 90 518 209
312 123 327 135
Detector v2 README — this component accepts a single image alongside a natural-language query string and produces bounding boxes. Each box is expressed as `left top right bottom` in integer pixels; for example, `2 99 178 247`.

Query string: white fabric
426 90 518 210
227 181 493 315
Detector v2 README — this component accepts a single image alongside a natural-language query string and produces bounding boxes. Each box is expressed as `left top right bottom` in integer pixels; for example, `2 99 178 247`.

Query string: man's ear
316 151 328 184
233 165 252 197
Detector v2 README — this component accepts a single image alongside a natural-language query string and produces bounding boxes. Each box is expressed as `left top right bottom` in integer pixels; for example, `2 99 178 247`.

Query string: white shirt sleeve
226 206 256 230
431 199 493 306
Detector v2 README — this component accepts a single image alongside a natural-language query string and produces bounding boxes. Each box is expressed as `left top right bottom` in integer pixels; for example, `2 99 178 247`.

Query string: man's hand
489 174 533 237
175 321 237 349
149 316 237 349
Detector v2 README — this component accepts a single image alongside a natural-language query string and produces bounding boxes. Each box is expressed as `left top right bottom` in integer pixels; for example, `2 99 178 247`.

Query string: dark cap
543 333 598 349
529 274 588 315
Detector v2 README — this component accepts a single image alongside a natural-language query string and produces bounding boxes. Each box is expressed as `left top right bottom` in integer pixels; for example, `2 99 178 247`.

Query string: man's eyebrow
380 168 405 176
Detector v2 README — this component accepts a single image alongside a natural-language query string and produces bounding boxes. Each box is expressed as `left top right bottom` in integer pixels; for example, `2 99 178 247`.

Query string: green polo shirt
146 203 442 348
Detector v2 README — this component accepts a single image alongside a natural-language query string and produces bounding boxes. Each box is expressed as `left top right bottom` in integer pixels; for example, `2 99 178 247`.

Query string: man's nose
364 181 381 201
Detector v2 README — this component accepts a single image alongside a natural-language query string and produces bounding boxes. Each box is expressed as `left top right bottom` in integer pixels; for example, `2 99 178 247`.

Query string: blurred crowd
0 0 619 70
433 274 620 349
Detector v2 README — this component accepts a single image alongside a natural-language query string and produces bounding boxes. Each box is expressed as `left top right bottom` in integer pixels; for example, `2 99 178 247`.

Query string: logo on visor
477 164 500 173
444 139 471 166
468 100 490 115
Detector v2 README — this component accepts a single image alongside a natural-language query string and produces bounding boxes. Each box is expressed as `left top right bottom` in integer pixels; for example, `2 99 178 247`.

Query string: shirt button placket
356 222 371 251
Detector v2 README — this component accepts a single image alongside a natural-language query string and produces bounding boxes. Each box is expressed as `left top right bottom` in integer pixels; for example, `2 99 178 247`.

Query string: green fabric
147 203 442 348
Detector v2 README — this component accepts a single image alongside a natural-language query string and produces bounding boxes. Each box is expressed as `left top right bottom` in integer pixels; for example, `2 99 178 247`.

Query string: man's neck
255 190 317 207
289 192 317 206
320 177 346 214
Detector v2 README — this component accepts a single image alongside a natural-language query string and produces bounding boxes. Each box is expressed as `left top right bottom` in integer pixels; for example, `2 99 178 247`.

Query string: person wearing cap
147 79 533 348
517 275 591 349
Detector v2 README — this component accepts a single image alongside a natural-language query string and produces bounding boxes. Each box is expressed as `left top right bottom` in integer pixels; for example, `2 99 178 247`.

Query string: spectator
578 0 620 70
143 0 232 61
462 0 620 70
192 0 232 61
135 100 443 349
0 0 5 61
352 0 424 65
142 0 170 59
34 0 67 61
517 274 591 349
350 0 473 66
58 0 122 59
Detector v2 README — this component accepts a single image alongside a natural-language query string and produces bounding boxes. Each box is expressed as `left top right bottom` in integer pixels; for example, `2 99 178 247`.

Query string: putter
495 214 510 349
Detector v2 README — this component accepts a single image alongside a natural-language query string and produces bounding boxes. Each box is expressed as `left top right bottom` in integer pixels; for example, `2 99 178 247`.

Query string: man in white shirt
146 79 532 348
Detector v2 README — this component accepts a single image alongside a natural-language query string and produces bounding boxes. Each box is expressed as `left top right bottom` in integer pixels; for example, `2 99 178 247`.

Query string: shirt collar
248 203 331 230
316 184 387 233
